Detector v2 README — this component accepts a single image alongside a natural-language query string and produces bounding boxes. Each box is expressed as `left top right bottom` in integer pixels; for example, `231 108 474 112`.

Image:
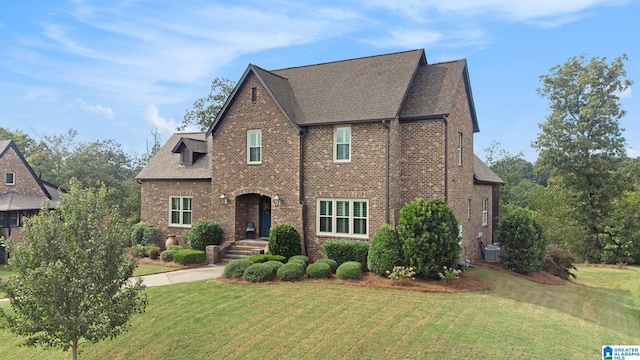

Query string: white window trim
316 198 368 238
247 129 262 164
6 172 15 185
482 198 488 226
333 125 351 162
457 132 463 166
169 196 193 227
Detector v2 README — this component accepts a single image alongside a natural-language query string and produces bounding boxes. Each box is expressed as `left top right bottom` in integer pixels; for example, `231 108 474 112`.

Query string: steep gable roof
0 139 54 200
473 155 504 184
207 49 426 135
136 132 210 180
171 137 207 154
400 59 480 132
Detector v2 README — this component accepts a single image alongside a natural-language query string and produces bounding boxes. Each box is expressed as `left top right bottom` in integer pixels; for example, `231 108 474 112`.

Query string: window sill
316 233 368 240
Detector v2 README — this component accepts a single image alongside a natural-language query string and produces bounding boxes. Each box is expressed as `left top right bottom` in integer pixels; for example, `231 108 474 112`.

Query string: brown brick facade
0 146 45 198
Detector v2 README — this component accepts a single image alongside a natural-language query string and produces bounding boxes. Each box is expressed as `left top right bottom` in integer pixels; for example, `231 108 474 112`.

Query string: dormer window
5 172 15 185
251 87 258 102
180 149 193 165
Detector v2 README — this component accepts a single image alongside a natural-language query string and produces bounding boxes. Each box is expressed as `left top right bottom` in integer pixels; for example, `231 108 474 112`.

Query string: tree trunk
72 338 78 360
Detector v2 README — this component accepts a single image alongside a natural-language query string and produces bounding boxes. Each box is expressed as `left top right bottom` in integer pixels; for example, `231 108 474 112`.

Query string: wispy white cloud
364 29 442 48
144 105 183 137
76 98 115 120
618 86 632 99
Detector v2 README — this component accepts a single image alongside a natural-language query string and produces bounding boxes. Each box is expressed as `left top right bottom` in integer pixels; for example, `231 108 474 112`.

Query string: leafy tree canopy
177 77 236 131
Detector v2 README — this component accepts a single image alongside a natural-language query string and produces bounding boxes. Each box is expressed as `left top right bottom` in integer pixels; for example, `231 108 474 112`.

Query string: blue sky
1 0 637 162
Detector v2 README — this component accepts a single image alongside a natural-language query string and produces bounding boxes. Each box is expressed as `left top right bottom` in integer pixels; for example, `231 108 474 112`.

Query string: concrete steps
219 239 269 264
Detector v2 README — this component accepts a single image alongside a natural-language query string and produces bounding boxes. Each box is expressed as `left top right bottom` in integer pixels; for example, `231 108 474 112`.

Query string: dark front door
259 196 271 238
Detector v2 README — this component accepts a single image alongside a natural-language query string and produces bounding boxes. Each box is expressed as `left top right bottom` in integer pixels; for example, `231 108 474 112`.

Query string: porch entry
259 195 271 238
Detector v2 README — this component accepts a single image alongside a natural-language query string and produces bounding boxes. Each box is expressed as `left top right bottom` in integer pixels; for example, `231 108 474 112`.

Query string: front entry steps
220 239 269 264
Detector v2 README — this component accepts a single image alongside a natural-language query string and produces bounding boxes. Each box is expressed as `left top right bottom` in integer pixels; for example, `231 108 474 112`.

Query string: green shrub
499 208 548 274
268 224 302 259
172 250 205 265
323 239 369 267
367 224 401 276
143 226 163 246
263 261 284 274
224 259 254 279
147 245 161 259
336 261 362 280
160 250 174 262
185 220 223 251
245 254 286 263
288 255 309 266
397 198 461 279
543 247 577 280
315 258 338 273
306 262 332 279
130 244 147 258
167 245 183 251
243 263 274 283
276 262 305 281
131 222 154 246
287 258 307 270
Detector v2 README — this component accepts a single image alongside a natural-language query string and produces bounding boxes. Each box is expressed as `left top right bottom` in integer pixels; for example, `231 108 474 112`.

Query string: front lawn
0 265 638 359
133 263 178 277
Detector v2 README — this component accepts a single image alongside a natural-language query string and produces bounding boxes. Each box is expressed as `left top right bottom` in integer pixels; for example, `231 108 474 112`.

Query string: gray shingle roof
172 137 208 154
0 191 58 211
136 132 211 180
474 155 504 184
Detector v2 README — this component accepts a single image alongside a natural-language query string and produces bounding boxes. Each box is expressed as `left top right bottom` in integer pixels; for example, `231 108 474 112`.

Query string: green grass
133 263 178 277
0 264 12 278
0 266 639 359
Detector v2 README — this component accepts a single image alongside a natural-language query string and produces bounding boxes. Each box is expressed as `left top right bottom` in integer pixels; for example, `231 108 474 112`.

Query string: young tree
177 77 236 131
533 54 632 262
0 180 147 360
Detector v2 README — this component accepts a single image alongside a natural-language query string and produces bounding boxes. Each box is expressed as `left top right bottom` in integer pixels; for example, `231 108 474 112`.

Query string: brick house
137 49 503 261
0 140 61 243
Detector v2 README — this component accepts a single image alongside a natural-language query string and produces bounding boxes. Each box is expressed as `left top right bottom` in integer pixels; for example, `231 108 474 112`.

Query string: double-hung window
247 129 262 164
317 199 368 237
5 172 15 185
482 198 488 226
334 126 351 162
8 211 20 227
457 132 463 165
169 197 192 227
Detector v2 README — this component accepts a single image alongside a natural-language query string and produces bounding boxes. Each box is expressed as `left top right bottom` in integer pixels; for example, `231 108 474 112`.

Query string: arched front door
259 196 271 238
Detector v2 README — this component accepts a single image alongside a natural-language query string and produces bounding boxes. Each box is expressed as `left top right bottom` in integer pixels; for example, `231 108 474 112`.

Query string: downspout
382 119 390 224
443 115 449 202
299 127 309 256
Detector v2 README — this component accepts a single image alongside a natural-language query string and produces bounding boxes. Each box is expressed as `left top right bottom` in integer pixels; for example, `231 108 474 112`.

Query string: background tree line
488 54 637 264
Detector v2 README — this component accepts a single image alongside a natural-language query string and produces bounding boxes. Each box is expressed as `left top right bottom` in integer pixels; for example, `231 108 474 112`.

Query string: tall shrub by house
185 220 223 251
323 239 369 267
268 224 302 259
499 208 548 274
397 198 460 279
367 224 401 276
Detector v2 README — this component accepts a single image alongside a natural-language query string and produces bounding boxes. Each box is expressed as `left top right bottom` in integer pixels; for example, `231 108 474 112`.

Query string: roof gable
136 132 211 180
474 155 504 184
0 139 53 200
171 137 207 154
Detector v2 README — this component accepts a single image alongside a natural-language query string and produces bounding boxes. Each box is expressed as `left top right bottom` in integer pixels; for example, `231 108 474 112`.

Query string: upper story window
334 125 351 162
482 198 488 226
169 196 192 227
180 149 193 165
317 199 368 238
247 129 262 164
5 172 15 185
457 132 463 166
251 87 258 102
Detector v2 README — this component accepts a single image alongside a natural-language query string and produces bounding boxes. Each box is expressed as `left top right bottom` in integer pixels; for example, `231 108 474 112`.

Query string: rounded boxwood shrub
167 245 183 251
143 226 163 246
288 255 309 266
307 262 332 279
263 260 285 274
367 224 401 276
245 254 286 263
130 244 147 258
276 262 305 281
243 263 274 283
268 224 302 259
185 220 223 251
316 258 338 273
323 239 369 267
224 259 254 279
398 198 461 279
131 222 153 246
336 261 362 280
160 250 174 262
287 258 307 270
499 208 547 274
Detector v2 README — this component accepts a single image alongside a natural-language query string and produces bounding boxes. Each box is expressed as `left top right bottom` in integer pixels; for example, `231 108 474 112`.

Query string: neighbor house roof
0 139 57 201
0 191 58 211
473 155 504 184
135 132 211 180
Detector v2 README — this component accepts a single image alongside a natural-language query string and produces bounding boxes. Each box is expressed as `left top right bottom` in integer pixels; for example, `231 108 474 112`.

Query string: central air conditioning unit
484 244 501 263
